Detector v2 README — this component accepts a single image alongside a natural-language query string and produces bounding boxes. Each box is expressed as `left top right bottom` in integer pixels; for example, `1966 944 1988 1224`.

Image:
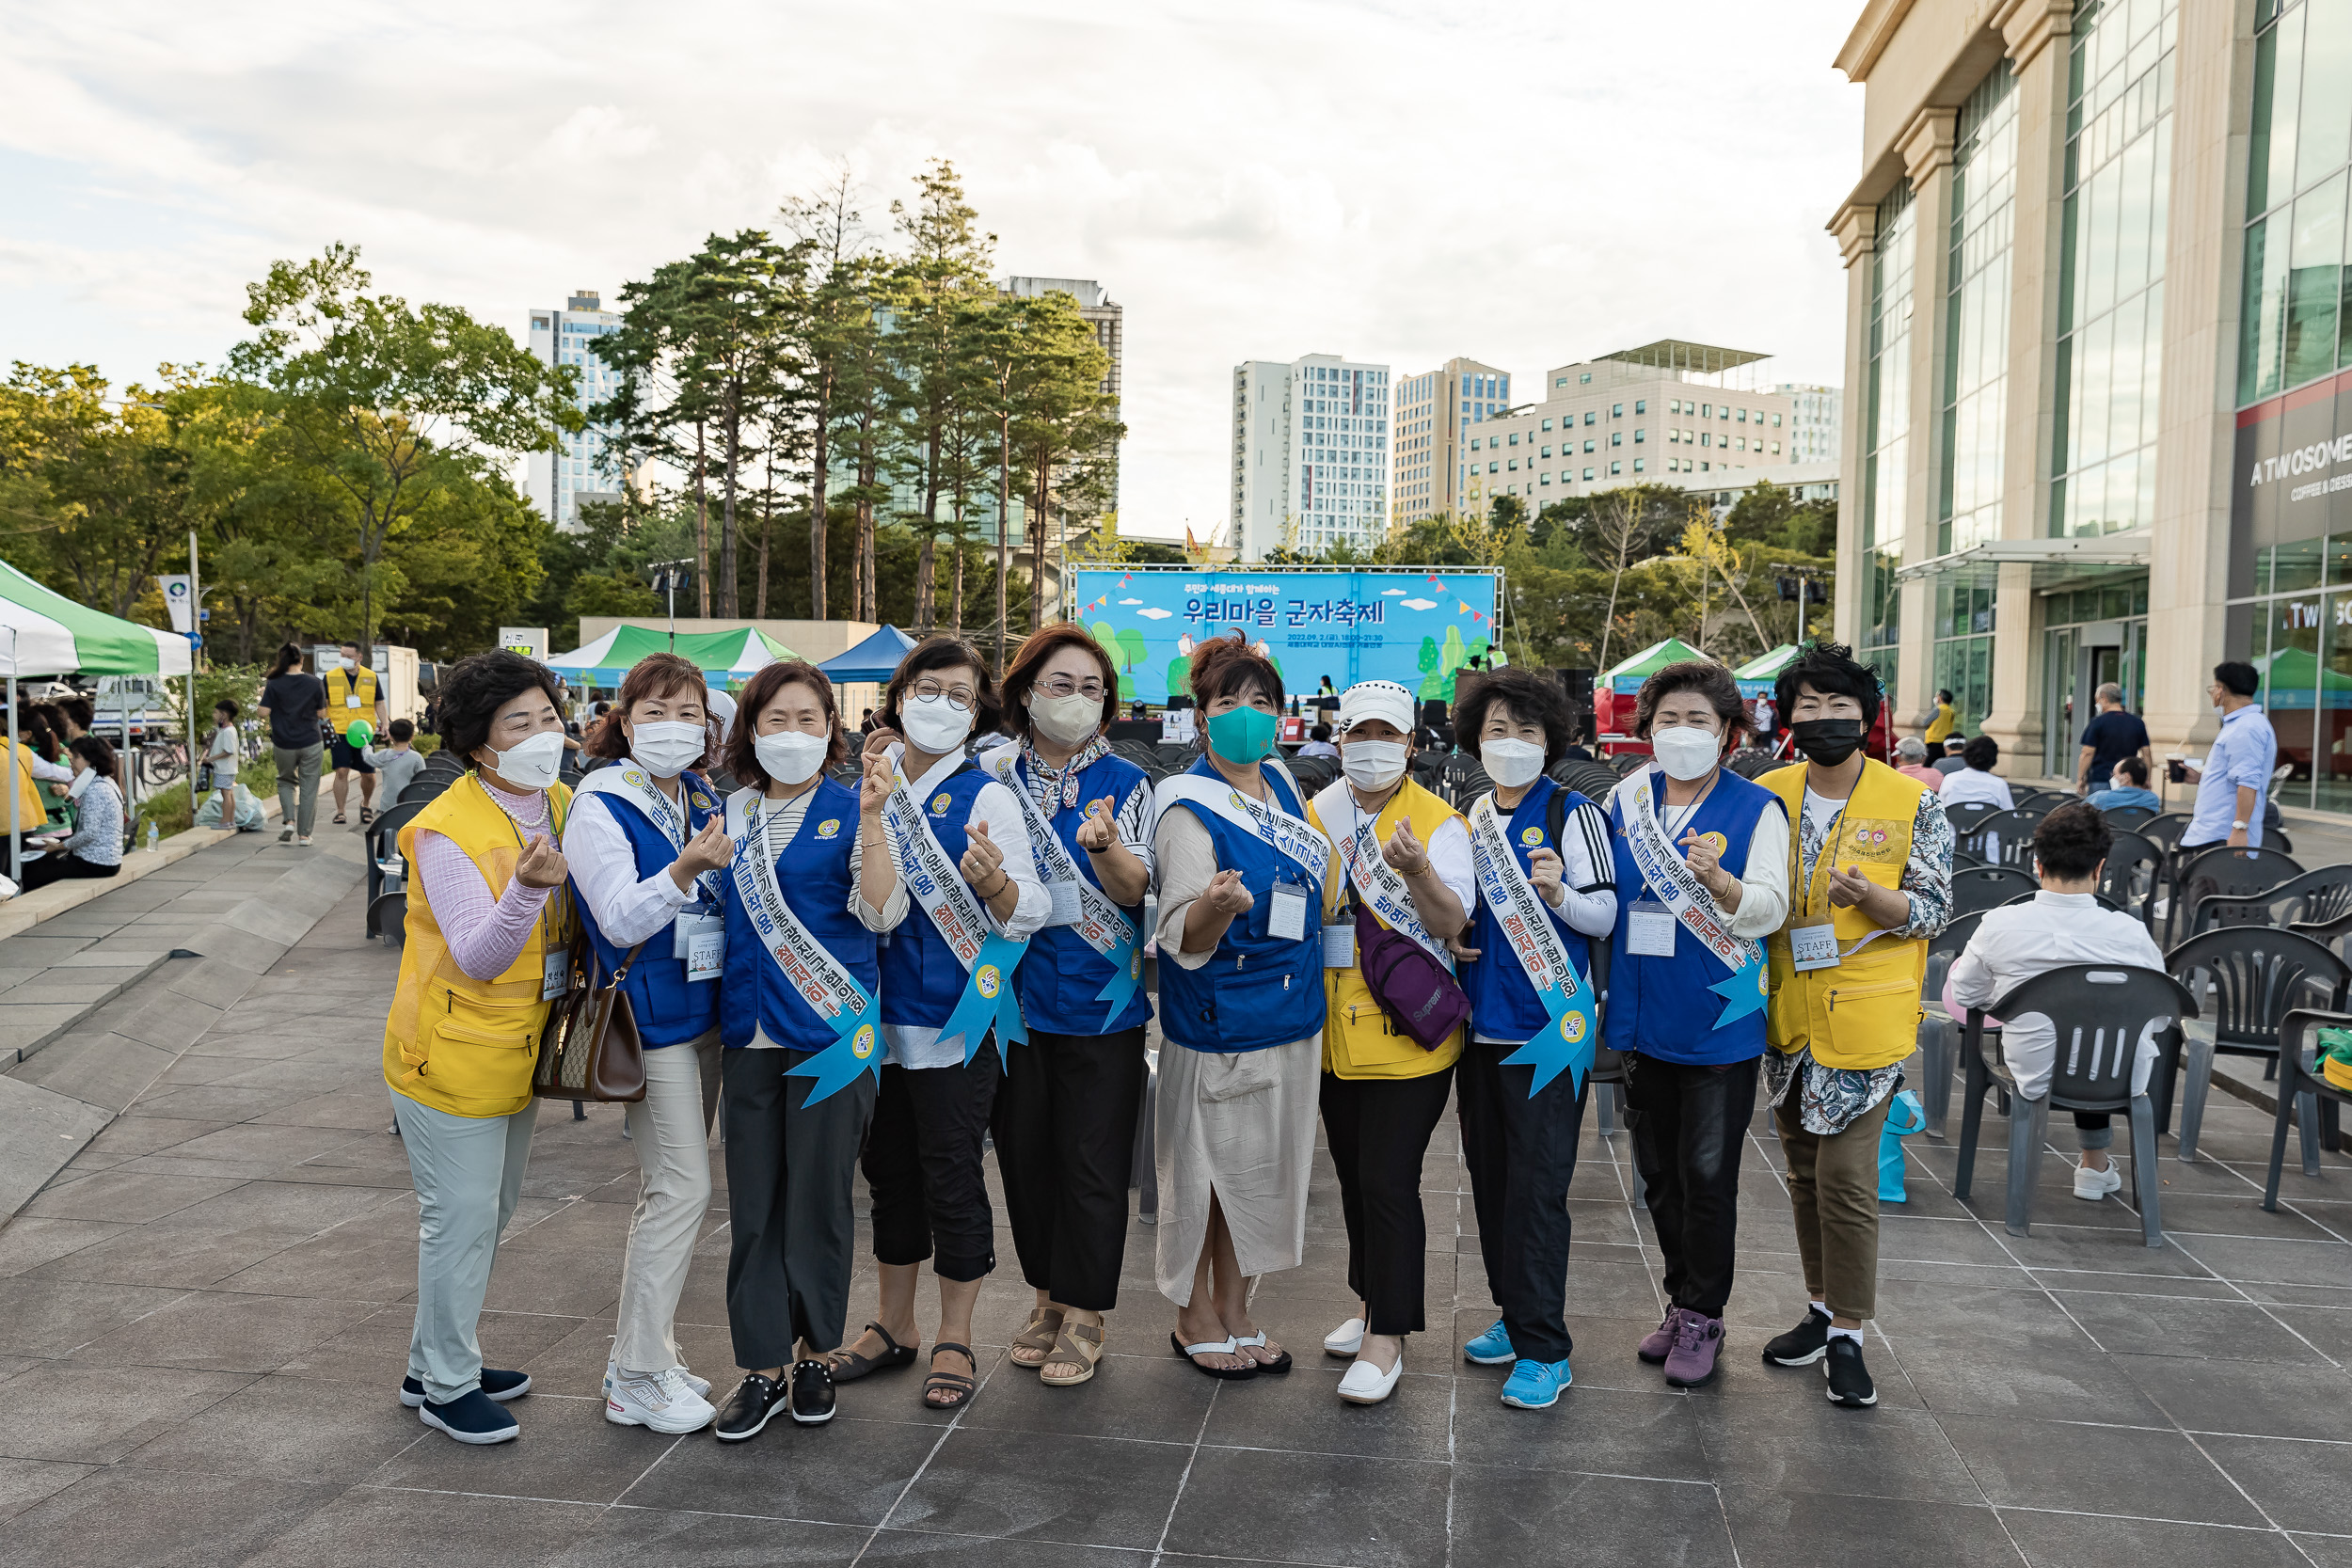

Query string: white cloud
1380 589 1406 596
1118 596 1143 604
1401 598 1438 611
1136 607 1173 620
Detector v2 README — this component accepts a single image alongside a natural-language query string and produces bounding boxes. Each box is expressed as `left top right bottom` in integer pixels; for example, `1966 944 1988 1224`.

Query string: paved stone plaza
1 826 2349 1567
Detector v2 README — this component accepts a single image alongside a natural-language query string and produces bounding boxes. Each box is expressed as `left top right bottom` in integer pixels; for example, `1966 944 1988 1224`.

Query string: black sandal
833 1322 917 1383
923 1341 977 1410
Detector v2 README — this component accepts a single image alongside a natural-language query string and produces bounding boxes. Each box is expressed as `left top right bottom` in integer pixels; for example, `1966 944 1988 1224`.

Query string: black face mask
1791 718 1866 766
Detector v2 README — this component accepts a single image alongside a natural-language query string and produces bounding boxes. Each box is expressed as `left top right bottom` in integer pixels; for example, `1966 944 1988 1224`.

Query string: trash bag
195 783 267 832
1878 1088 1927 1203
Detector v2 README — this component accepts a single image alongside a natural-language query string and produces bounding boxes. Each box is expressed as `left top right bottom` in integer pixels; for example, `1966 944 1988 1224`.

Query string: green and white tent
1733 643 1800 697
1604 637 1711 694
543 625 800 688
0 560 192 678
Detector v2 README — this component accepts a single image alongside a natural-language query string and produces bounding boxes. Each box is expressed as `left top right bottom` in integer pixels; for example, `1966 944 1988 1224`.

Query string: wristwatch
2232 819 2249 831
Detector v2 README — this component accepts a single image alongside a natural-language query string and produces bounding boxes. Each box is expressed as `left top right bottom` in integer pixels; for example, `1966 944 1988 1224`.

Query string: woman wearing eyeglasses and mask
707 659 902 1442
382 651 576 1447
981 625 1156 1388
1603 661 1788 1393
1152 632 1334 1382
840 636 1048 1413
558 653 734 1436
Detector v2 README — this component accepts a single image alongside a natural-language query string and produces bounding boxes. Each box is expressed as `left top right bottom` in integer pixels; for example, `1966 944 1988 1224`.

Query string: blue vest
1601 768 1778 1066
880 763 999 1030
1458 778 1597 1045
1157 757 1327 1054
573 772 723 1048
1012 751 1155 1037
718 778 877 1052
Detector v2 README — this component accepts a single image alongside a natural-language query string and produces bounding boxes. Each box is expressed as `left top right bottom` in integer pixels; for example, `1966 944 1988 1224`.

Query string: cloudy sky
0 0 1866 542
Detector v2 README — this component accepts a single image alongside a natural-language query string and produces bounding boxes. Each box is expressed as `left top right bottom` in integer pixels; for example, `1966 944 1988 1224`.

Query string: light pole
647 560 693 651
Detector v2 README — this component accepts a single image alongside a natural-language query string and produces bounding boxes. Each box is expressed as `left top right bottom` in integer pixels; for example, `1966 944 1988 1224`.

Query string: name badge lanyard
1629 768 1721 957
1790 796 1857 973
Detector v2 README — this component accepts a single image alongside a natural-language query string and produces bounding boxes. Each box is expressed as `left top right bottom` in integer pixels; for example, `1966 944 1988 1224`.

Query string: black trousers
1455 1040 1589 1364
864 1042 1002 1283
18 852 119 891
721 1048 877 1370
1320 1065 1455 1337
991 1024 1149 1312
1623 1053 1757 1321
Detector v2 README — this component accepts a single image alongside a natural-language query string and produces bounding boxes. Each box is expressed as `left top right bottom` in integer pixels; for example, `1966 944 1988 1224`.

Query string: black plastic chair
2190 864 2352 938
1952 864 2039 916
396 774 449 808
367 887 407 948
2264 1008 2350 1211
2165 846 2304 946
2099 830 2167 928
1951 847 1987 871
1432 752 1490 808
2011 789 2073 814
2101 803 2160 832
1562 761 1622 805
1944 800 2001 839
2163 927 2350 1161
1961 808 2046 870
2137 812 2191 853
1915 909 1991 1136
365 800 427 910
1953 964 2196 1245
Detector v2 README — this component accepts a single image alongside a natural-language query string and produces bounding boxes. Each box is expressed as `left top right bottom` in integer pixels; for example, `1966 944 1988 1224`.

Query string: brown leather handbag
532 939 648 1102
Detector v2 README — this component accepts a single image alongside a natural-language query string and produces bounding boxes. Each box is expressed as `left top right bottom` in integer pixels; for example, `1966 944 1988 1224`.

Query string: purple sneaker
1637 1306 1684 1365
1661 1312 1725 1388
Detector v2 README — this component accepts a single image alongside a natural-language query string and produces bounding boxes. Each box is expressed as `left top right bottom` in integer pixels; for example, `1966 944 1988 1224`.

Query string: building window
1612 404 1623 418
1583 439 1595 453
1542 418 1553 431
1611 432 1622 448
1610 461 1622 475
1633 459 1645 473
1938 58 2022 548
1540 472 1551 483
2240 0 2352 407
1583 411 1596 426
1634 428 1645 443
1635 400 1646 414
1581 372 1592 384
1582 467 1596 480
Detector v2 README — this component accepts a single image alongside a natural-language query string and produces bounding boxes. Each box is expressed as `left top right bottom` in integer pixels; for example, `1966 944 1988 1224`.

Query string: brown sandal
1040 1321 1106 1387
923 1341 978 1409
1009 1307 1065 1369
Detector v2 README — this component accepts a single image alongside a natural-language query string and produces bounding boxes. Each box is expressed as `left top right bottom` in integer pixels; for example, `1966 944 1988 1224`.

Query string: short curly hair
1775 641 1883 729
722 658 846 782
2033 800 2112 880
1454 667 1573 769
1633 660 1750 746
436 650 564 765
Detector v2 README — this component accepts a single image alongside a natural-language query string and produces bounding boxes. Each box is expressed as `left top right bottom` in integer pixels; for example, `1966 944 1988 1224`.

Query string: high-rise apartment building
1001 276 1123 527
1230 355 1391 560
1774 383 1845 465
523 292 628 530
1460 342 1822 517
1392 358 1509 527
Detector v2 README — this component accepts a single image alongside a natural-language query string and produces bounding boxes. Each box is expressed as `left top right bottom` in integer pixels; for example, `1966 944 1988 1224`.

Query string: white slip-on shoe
1337 1352 1404 1405
2074 1163 2123 1200
1324 1317 1366 1358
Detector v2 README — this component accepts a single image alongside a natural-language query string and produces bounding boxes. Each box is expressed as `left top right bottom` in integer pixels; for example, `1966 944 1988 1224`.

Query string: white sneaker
1324 1317 1366 1359
605 1362 711 1401
605 1366 716 1433
1337 1351 1404 1405
2074 1162 2123 1200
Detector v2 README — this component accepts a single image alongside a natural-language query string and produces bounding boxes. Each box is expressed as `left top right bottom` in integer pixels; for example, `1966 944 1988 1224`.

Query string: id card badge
672 911 723 962
1788 923 1841 972
685 928 724 982
346 693 361 709
1323 922 1356 968
1628 897 1677 958
1266 882 1310 942
1049 878 1084 927
542 949 570 1001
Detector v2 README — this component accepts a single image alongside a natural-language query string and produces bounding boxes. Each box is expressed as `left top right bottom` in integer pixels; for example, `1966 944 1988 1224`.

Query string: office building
1829 0 2352 816
1775 383 1846 464
1231 355 1392 559
1392 358 1509 527
1002 276 1123 527
1463 342 1820 517
523 292 629 529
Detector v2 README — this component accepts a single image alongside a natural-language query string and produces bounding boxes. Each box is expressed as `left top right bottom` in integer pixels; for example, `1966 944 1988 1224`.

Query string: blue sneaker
418 1387 521 1445
1500 1356 1573 1410
1463 1319 1516 1366
401 1368 531 1408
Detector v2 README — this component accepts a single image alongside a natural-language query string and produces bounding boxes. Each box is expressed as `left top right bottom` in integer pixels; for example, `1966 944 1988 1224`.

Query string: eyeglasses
912 679 977 711
1037 675 1107 701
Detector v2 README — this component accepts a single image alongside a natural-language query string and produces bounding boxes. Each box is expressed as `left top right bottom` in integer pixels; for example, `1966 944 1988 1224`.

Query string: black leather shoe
789 1358 836 1425
714 1372 788 1442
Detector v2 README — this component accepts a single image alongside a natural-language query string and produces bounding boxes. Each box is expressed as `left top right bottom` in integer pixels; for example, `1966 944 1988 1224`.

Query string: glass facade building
1861 183 1915 699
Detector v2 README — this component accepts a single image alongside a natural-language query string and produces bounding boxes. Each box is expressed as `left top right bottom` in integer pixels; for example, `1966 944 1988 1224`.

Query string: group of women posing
381 629 1941 1448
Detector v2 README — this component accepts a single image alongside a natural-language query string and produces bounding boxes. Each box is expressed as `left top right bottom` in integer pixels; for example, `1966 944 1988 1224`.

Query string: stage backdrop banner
1069 568 1499 705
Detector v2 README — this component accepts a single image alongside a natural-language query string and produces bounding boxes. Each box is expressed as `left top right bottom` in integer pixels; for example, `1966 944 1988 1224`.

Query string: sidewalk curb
0 798 286 942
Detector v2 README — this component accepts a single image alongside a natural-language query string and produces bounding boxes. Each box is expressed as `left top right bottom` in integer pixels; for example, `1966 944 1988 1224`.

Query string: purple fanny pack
1353 899 1470 1050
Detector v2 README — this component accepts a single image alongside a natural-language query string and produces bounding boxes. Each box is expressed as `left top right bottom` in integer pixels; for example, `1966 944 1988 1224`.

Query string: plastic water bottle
145 820 160 853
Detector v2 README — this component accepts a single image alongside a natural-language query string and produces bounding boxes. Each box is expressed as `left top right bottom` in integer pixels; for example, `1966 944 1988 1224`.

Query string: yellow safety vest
325 664 380 736
8 744 49 832
382 772 574 1118
1309 776 1467 1080
1760 758 1931 1071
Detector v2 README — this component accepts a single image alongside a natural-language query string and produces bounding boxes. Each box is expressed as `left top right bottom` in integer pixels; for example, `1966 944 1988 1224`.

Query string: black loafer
714 1371 788 1442
789 1358 836 1425
1762 1307 1832 1368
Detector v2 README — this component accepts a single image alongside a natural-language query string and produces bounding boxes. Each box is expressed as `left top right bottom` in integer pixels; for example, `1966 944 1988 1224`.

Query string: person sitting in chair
2088 756 2160 815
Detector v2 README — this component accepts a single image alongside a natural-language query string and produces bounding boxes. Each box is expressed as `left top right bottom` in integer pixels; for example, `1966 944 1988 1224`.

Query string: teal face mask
1206 704 1278 764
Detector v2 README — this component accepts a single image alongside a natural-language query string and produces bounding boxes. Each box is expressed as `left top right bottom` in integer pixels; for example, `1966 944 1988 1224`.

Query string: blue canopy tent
819 625 919 684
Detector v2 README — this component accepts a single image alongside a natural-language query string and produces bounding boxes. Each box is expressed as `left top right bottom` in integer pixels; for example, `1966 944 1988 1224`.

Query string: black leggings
1320 1066 1455 1337
862 1045 1002 1283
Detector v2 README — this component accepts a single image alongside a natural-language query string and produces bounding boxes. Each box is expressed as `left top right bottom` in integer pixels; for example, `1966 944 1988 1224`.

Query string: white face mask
1342 737 1409 791
1651 724 1722 782
340 657 357 673
1029 690 1103 749
485 729 565 790
1482 736 1546 789
628 720 705 779
755 730 829 786
900 693 976 754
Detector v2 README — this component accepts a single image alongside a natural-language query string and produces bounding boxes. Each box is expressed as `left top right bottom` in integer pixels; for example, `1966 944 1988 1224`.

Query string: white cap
1336 679 1417 737
706 687 739 745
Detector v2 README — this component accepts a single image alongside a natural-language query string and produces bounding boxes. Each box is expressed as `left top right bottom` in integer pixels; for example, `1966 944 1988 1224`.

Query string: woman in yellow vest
382 650 574 1446
1756 642 1951 1411
1305 679 1475 1407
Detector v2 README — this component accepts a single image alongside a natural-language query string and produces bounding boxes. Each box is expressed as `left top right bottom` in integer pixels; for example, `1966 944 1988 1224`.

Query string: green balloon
344 720 374 750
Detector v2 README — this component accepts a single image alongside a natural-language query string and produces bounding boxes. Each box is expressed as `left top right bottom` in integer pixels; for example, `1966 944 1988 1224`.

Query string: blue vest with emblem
1459 777 1598 1046
573 771 722 1048
1601 768 1778 1066
1013 751 1155 1036
718 778 876 1052
881 763 999 1030
1157 756 1327 1054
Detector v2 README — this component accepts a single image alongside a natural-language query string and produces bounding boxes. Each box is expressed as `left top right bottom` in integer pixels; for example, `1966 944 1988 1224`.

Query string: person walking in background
18 736 127 889
1938 735 2014 810
259 642 326 846
366 721 425 808
1757 642 1950 1411
381 651 574 1446
1892 736 1945 791
2074 683 2152 798
2089 756 2160 813
1924 689 1957 746
2178 662 2277 850
326 640 389 827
